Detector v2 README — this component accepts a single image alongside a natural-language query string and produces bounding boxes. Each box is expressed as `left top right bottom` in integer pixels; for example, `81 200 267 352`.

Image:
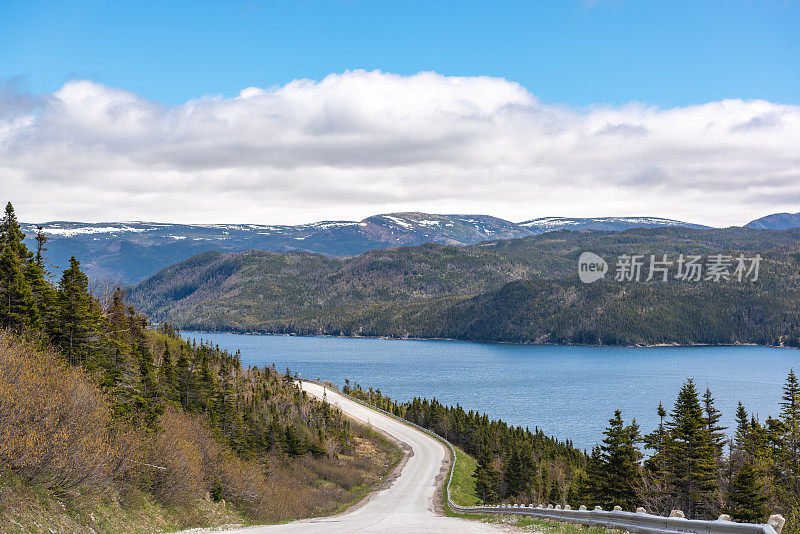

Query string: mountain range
23 212 720 284
22 210 798 284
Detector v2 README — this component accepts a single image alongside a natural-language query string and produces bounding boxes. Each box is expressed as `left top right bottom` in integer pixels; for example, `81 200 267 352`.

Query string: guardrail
449 504 785 534
298 379 785 534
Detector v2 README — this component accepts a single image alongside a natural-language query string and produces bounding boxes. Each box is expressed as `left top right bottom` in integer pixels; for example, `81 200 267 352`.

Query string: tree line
342 380 586 506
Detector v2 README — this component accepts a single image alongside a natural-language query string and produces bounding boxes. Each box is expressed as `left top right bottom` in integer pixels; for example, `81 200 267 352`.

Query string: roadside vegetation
449 447 481 507
0 202 400 532
347 374 800 533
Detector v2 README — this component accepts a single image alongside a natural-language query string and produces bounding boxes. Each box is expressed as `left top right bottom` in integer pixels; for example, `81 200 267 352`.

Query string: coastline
178 328 799 351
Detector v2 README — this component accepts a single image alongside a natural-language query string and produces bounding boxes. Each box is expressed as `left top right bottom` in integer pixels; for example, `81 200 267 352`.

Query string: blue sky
1 1 799 225
1 0 799 107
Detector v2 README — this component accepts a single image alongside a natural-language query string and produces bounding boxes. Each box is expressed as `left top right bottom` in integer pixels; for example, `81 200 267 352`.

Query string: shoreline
178 329 799 351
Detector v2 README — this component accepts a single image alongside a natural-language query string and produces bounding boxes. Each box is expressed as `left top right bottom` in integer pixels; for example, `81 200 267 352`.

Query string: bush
0 331 121 490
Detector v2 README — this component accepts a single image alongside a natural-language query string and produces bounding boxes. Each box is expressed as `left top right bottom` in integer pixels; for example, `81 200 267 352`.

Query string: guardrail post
564 505 571 510
579 505 587 511
614 506 623 511
768 514 786 534
636 507 647 514
670 509 685 518
594 506 603 511
718 514 732 521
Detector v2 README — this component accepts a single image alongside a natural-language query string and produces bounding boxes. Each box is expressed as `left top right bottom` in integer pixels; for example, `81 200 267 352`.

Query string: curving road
225 381 505 534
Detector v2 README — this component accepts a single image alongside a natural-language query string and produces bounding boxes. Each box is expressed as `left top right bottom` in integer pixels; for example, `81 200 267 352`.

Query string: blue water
184 332 799 451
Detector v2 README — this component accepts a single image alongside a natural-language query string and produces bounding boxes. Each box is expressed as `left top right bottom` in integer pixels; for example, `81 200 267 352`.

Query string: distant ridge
746 212 800 230
519 216 709 234
23 212 705 283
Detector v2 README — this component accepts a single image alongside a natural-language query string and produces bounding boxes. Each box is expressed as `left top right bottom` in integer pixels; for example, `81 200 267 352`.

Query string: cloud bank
1 70 799 226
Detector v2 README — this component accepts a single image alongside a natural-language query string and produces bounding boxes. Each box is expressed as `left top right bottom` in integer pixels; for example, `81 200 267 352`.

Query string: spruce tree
0 202 40 329
735 402 750 452
703 387 728 460
598 410 641 509
726 462 768 523
54 256 96 364
665 379 719 518
473 446 500 504
780 370 800 498
504 448 527 499
159 344 177 402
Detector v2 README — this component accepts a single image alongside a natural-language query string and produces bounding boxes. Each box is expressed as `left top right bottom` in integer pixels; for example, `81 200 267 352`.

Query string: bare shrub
141 409 205 504
0 331 115 490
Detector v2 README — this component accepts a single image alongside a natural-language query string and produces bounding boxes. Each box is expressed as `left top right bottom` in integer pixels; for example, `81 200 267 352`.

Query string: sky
1 0 799 226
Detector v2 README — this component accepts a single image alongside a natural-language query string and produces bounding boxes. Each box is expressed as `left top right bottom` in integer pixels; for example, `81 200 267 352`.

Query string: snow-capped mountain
22 212 709 284
20 213 531 284
518 216 709 234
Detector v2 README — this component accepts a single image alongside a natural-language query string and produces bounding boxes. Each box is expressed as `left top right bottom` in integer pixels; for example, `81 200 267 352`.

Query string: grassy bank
444 448 611 534
449 446 481 507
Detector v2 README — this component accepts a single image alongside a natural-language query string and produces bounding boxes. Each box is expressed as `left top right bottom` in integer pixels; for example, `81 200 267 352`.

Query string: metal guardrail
299 379 785 534
449 504 785 534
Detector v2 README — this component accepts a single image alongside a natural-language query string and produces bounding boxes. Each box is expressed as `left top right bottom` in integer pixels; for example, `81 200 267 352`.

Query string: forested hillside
129 227 800 346
0 202 398 532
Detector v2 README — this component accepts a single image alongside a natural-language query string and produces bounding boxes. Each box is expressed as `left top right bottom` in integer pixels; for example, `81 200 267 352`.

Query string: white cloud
1 70 799 226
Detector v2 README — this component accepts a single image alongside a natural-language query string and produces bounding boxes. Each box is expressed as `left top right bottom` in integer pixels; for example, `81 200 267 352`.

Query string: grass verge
449 447 480 507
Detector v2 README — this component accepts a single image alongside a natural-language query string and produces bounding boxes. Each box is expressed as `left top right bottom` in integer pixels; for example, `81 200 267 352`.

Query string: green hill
128 227 800 346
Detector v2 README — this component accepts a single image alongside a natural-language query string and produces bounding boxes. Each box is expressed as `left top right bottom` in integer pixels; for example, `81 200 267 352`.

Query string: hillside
22 212 703 284
129 227 800 346
0 202 399 531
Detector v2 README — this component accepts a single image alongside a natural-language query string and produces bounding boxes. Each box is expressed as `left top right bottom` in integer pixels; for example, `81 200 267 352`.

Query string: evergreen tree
159 344 177 402
135 343 163 430
735 402 750 452
53 257 97 364
664 379 719 518
598 410 641 509
726 462 769 523
176 347 194 409
473 446 500 504
0 202 40 329
34 225 47 267
504 447 528 499
703 387 728 460
780 370 800 497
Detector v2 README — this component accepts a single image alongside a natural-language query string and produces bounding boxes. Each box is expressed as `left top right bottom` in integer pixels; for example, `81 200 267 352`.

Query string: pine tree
0 202 40 329
598 410 641 509
664 379 719 518
735 402 750 452
726 462 768 523
703 387 728 460
504 447 527 499
780 370 800 498
473 446 500 504
34 225 47 268
159 344 177 402
53 257 97 364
